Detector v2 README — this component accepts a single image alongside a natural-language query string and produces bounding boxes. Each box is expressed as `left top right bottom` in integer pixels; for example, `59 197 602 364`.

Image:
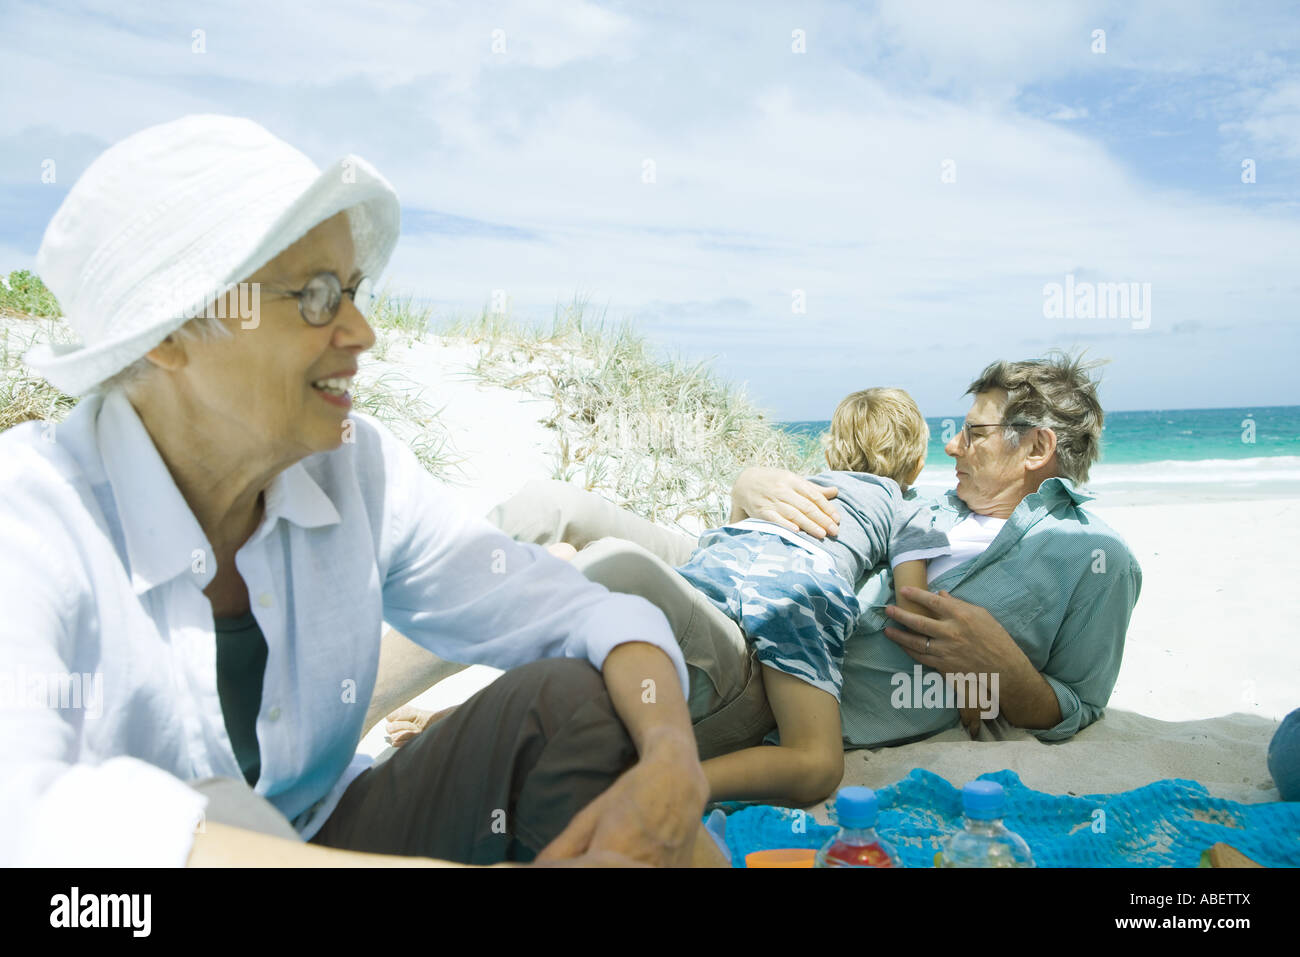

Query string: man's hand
882 587 1062 730
535 727 709 867
730 467 840 538
883 587 1023 676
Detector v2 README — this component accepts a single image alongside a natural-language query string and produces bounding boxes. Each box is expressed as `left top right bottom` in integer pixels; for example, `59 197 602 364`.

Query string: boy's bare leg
701 666 845 807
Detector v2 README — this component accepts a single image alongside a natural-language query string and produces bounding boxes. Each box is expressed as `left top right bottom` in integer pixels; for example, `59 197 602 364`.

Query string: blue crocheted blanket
713 769 1300 867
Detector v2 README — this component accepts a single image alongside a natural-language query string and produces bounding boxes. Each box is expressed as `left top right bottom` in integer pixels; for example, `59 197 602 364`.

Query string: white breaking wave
913 455 1300 490
1083 456 1300 485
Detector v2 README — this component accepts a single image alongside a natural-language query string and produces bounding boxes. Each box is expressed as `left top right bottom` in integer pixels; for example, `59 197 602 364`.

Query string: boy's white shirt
724 517 828 558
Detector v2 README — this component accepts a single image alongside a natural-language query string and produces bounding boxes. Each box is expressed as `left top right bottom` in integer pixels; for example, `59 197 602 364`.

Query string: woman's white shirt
0 389 686 866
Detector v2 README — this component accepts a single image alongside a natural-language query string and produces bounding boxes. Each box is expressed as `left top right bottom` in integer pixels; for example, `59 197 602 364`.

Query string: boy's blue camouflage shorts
675 527 860 701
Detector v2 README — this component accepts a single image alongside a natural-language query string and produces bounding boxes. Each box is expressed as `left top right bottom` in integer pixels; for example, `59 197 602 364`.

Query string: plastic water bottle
937 780 1035 867
814 786 901 868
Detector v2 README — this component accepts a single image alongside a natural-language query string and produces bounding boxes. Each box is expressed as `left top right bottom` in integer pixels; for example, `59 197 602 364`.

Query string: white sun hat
25 114 401 395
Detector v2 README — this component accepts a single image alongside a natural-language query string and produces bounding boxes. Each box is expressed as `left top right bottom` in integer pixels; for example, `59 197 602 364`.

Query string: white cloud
1222 80 1300 160
2 0 1297 416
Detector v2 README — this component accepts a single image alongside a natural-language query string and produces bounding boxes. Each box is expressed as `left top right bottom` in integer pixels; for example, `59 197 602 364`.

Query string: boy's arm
892 560 983 739
891 560 932 619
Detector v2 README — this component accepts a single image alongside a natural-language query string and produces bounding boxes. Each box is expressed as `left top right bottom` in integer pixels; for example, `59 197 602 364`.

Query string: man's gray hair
94 314 233 395
966 351 1107 486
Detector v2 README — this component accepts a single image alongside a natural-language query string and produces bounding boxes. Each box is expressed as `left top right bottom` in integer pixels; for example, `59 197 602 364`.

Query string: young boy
673 387 951 806
389 388 954 808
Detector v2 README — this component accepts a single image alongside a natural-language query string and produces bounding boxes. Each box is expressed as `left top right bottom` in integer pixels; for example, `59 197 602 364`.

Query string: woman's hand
534 728 712 867
384 704 458 747
730 467 840 538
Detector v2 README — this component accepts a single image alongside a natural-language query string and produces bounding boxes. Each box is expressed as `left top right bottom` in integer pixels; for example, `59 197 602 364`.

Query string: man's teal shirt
840 476 1142 748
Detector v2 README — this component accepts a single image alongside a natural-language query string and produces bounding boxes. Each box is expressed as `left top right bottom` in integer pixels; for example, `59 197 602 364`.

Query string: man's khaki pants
486 480 777 760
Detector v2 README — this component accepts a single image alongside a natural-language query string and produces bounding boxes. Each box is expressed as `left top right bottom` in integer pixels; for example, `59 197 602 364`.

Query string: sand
361 336 557 517
354 335 1297 813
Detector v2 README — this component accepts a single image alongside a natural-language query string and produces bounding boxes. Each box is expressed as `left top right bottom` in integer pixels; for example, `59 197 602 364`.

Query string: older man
476 353 1141 756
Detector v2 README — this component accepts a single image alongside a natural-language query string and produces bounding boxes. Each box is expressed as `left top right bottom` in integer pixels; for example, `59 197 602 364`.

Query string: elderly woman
486 354 1143 761
0 115 720 867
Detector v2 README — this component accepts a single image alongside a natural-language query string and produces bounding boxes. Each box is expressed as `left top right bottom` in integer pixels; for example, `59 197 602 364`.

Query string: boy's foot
383 704 457 747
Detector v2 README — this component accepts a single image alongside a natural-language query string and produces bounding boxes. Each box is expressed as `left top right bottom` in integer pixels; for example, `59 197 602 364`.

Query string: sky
1 0 1297 419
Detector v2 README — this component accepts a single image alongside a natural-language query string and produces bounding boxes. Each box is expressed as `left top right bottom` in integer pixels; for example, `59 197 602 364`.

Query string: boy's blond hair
822 387 929 487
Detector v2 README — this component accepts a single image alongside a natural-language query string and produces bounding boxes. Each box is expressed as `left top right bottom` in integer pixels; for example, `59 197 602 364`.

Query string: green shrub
0 270 62 318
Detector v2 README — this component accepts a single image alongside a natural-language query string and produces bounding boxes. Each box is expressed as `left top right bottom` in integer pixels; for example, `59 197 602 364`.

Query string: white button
268 706 282 721
257 593 273 608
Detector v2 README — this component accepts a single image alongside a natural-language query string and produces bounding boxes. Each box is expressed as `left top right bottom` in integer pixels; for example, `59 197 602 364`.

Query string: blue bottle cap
835 786 879 828
961 780 1006 819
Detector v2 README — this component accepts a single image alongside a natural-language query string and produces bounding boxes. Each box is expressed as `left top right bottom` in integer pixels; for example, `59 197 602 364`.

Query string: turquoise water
780 406 1300 469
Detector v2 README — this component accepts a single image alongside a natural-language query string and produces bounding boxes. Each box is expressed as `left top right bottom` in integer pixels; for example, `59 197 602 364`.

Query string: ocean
779 406 1300 497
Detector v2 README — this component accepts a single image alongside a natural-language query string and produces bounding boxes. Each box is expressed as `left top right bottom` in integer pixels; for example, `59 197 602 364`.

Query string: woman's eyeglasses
269 272 373 327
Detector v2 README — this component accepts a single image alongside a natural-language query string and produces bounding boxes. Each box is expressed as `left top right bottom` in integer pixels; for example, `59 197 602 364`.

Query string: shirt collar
1035 475 1094 506
97 390 340 595
253 458 341 541
942 475 1093 516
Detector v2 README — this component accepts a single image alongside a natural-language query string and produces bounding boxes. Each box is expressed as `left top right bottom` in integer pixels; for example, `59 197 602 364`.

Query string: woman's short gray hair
966 351 1107 486
93 314 234 395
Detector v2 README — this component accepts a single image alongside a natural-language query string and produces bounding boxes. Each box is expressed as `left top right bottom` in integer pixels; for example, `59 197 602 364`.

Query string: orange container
745 848 817 868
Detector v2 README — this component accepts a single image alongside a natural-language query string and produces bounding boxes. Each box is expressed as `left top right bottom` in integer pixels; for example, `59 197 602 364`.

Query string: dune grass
0 271 75 432
352 289 464 478
0 269 61 320
366 287 433 346
2 275 819 532
0 322 76 434
437 298 821 532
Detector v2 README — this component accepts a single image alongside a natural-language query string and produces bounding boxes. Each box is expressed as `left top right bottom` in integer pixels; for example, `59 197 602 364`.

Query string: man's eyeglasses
268 271 374 327
959 421 1035 449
